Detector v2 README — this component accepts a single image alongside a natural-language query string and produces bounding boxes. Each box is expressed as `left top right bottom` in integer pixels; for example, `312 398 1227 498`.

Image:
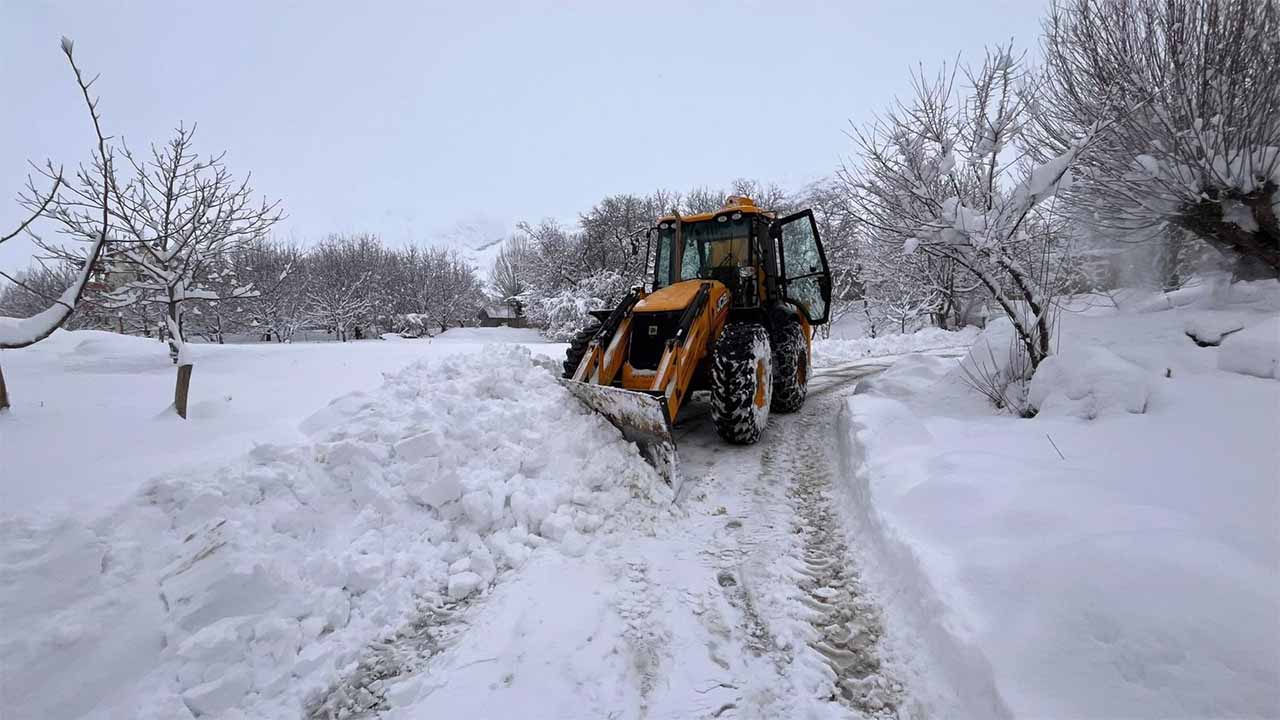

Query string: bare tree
838 46 1084 378
238 239 309 342
1 38 111 411
1029 0 1280 278
306 234 376 341
36 124 281 417
489 234 531 312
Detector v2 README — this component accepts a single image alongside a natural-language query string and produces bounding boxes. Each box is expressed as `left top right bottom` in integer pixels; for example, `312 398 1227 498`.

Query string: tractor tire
770 321 809 413
711 323 773 444
562 321 602 378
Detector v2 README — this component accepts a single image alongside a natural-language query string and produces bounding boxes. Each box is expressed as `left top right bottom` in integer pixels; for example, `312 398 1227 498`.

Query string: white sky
1 0 1046 273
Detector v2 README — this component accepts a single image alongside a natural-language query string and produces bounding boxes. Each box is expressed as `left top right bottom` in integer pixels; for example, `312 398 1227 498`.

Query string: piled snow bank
0 345 659 720
1028 345 1154 418
837 292 1280 718
1218 316 1279 379
813 325 978 367
852 353 956 401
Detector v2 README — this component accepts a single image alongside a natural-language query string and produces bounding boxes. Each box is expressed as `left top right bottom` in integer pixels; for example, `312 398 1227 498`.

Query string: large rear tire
711 323 772 444
562 321 601 378
771 321 809 413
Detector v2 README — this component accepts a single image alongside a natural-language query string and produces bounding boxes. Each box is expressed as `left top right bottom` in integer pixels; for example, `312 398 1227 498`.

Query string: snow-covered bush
953 317 1036 414
1027 345 1154 419
393 313 431 338
525 270 630 341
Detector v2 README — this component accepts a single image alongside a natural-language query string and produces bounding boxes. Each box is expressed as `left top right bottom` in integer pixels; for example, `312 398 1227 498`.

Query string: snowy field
840 280 1280 718
0 327 562 517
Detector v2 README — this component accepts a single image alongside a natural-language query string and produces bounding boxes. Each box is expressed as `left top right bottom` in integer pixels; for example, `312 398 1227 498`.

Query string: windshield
653 215 753 288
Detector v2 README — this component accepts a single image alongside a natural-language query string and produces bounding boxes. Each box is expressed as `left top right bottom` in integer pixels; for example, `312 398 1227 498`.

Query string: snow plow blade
559 379 682 495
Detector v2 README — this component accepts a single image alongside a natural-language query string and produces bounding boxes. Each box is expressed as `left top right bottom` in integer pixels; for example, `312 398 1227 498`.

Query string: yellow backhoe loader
561 196 832 493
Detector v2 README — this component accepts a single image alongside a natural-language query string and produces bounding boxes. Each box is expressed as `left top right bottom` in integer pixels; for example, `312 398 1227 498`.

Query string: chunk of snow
1028 345 1154 418
1217 316 1279 379
1012 145 1078 210
447 571 484 600
182 666 253 717
393 430 443 463
408 471 464 509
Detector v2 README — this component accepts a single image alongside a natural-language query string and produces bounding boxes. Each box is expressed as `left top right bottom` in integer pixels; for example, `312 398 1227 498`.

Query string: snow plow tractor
561 196 832 492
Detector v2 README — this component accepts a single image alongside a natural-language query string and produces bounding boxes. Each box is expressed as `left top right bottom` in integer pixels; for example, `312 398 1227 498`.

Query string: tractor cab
648 196 831 325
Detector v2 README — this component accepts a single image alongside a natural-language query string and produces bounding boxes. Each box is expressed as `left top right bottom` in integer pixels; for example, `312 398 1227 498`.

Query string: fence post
174 364 193 419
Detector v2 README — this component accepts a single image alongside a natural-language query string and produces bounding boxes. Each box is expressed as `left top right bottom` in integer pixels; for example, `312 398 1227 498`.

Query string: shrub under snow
1028 345 1154 419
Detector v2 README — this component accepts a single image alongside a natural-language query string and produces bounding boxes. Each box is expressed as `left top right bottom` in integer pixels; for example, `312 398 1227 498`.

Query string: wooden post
0 363 9 412
174 364 193 419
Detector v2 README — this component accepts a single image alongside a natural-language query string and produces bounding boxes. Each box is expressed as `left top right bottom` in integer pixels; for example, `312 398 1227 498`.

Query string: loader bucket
559 379 682 496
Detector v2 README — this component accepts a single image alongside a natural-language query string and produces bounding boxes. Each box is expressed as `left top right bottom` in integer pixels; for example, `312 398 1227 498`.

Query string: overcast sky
1 0 1046 273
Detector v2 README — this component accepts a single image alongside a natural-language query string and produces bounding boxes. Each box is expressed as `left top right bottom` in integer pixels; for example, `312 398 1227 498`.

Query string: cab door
771 210 832 324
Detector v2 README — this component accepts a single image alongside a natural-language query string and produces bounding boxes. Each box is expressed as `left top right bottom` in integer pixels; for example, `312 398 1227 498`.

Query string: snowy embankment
836 280 1280 718
2 335 658 719
0 327 561 516
813 326 979 367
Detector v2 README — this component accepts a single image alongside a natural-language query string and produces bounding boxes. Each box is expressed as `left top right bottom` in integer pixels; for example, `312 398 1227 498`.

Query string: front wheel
711 323 772 444
562 321 601 378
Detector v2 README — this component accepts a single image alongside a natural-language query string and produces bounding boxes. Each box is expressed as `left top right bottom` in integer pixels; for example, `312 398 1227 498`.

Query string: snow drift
836 285 1280 718
813 326 978 367
0 345 659 720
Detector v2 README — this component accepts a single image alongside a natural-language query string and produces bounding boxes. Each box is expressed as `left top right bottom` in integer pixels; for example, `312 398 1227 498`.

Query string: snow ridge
0 345 659 720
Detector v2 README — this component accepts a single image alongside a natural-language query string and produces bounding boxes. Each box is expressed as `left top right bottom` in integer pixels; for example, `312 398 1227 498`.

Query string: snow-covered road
323 359 912 720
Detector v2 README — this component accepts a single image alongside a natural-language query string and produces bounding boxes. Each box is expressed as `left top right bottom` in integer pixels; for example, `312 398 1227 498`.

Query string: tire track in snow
783 393 904 716
676 361 905 718
304 596 475 719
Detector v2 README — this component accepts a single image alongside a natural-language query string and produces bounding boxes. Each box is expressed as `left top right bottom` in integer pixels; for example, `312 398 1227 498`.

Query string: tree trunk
174 363 193 419
0 363 9 412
